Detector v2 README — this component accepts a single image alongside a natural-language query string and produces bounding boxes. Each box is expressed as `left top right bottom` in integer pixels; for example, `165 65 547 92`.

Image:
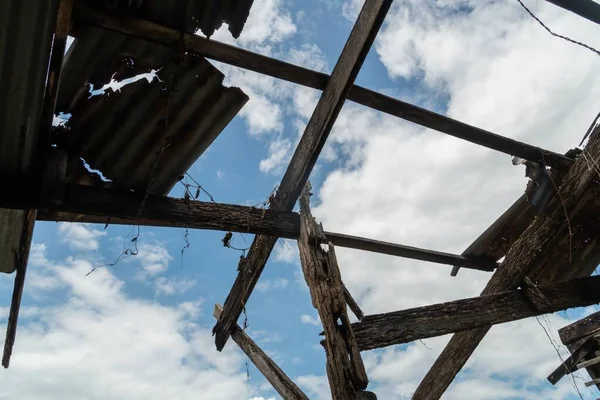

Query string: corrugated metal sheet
91 0 255 38
0 0 59 274
55 25 248 196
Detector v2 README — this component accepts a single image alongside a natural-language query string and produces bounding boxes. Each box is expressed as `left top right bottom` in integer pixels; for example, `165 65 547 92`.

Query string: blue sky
3 0 600 399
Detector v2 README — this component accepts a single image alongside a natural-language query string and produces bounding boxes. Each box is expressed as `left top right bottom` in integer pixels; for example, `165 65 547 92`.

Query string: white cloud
300 314 320 326
1 253 253 400
154 277 196 296
134 243 173 277
309 1 600 398
273 239 298 264
57 223 106 251
255 278 289 292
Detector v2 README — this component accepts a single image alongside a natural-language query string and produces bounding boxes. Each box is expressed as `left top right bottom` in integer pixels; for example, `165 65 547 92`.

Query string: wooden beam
351 275 600 351
2 210 36 368
0 176 496 272
577 355 600 370
547 335 600 385
545 0 600 25
327 232 496 271
297 185 374 399
344 285 365 321
212 304 309 400
413 124 600 399
559 310 600 346
212 0 393 352
3 0 72 369
72 3 575 171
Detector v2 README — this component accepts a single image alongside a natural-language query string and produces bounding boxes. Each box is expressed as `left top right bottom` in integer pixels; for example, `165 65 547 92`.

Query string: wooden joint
522 276 551 312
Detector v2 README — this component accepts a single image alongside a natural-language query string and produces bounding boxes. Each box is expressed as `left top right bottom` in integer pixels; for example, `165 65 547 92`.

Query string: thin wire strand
517 0 600 57
535 316 585 399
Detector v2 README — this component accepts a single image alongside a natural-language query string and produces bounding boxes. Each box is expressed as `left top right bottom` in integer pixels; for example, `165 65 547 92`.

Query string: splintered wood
297 183 375 400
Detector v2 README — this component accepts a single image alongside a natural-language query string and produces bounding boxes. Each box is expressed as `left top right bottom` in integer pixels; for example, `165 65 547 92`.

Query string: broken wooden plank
212 304 309 400
577 354 600 370
413 125 600 399
2 210 36 368
344 285 365 321
547 335 600 385
298 184 373 399
326 232 496 271
73 3 575 171
559 310 600 346
0 175 495 272
212 0 393 352
351 275 600 351
585 377 600 387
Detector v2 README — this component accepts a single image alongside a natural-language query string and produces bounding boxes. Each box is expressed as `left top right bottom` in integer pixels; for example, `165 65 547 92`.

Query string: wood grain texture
298 186 372 399
73 3 574 171
559 311 600 346
413 125 600 400
344 285 365 321
212 0 392 351
352 276 600 351
213 305 309 400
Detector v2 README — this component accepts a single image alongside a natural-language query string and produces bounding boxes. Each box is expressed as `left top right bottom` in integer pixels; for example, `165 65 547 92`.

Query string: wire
516 0 600 57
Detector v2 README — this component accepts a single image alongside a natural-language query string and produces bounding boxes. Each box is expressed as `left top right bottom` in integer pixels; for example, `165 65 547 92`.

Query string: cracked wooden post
297 182 375 399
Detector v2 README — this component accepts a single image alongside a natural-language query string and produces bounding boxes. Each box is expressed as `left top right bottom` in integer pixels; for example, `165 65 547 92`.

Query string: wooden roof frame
3 0 600 398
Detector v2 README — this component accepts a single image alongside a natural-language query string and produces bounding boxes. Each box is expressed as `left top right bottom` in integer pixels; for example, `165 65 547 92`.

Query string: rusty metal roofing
0 0 59 273
55 25 248 196
90 0 255 39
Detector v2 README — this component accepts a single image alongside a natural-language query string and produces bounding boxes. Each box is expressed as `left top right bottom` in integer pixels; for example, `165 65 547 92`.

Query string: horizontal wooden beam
559 310 600 346
0 177 496 272
545 0 600 25
326 232 496 271
72 3 575 171
352 275 600 351
213 305 309 400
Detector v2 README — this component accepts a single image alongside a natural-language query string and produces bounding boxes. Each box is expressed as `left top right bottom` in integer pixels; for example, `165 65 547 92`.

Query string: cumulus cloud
0 252 256 400
154 277 196 296
255 278 289 292
301 0 600 397
300 314 320 326
57 223 106 251
134 243 173 277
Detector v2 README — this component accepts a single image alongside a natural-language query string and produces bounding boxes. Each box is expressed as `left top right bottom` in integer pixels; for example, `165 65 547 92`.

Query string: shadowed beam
547 334 600 385
351 275 600 351
0 178 497 272
545 0 600 25
412 124 600 399
72 3 574 171
213 305 309 400
212 0 393 351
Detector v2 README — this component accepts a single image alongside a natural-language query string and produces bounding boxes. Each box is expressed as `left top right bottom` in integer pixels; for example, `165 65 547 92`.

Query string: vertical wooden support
213 305 310 400
2 0 72 369
297 183 375 400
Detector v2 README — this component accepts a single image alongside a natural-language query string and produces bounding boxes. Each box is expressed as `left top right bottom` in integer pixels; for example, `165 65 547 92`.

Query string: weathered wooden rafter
0 177 497 272
547 334 600 385
212 304 309 400
71 2 575 171
212 0 393 352
413 125 600 399
297 184 375 399
351 275 600 351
